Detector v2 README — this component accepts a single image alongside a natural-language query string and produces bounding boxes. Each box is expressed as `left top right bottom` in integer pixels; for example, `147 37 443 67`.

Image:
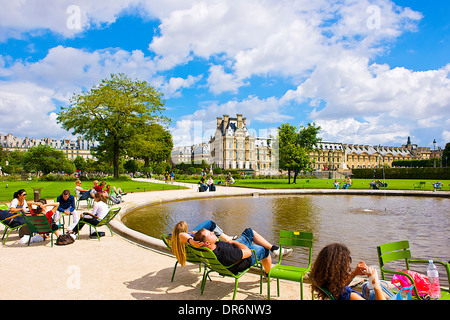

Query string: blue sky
0 0 449 149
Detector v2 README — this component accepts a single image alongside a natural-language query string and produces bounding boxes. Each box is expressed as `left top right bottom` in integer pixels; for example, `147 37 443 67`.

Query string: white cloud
170 95 294 146
0 81 70 139
0 0 143 41
160 75 202 98
1 0 447 149
282 55 450 145
207 65 245 95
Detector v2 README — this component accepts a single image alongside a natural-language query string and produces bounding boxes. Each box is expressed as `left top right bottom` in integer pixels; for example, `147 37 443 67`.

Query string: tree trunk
288 168 291 184
113 140 120 178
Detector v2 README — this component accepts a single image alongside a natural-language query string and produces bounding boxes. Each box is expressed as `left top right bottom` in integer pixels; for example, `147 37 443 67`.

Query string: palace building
0 133 95 160
172 114 439 174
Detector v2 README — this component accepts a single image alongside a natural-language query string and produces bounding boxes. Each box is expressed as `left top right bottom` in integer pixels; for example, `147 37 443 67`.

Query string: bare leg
251 230 273 250
261 255 272 274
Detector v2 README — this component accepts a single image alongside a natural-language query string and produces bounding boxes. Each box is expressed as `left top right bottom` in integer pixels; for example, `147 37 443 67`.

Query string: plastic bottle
366 265 380 290
427 260 441 299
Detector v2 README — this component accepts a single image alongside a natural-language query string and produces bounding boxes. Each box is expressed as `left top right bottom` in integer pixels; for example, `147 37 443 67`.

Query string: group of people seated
369 179 388 189
1 180 126 244
169 220 391 300
199 176 216 192
75 179 125 204
333 178 352 189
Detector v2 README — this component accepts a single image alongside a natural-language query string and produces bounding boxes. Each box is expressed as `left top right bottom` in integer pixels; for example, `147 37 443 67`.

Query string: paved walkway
1 179 448 300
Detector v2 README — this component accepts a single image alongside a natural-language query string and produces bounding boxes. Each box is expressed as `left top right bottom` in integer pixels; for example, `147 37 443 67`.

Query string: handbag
391 270 429 297
55 233 75 245
390 286 414 300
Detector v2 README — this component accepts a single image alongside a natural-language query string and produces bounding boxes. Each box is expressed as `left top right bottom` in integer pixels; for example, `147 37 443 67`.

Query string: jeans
192 220 224 238
235 228 269 265
79 191 93 200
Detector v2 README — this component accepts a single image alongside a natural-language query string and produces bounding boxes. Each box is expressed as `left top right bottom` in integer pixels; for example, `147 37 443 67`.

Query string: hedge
352 167 450 180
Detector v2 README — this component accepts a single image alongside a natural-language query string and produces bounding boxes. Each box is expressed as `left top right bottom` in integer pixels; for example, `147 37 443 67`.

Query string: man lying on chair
193 228 293 275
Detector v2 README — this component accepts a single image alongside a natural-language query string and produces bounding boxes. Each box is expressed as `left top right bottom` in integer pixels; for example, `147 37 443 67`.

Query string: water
123 195 450 282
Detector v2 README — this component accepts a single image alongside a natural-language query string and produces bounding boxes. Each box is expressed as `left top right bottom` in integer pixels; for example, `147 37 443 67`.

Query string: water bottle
427 260 441 299
366 265 380 290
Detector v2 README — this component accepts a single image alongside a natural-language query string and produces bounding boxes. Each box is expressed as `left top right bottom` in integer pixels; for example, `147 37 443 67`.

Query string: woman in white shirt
68 192 109 237
9 189 37 214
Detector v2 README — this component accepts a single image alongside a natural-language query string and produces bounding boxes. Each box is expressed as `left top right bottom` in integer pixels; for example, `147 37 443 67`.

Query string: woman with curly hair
310 243 386 300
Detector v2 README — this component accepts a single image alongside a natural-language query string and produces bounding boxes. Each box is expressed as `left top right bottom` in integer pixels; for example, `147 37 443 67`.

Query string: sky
0 0 449 149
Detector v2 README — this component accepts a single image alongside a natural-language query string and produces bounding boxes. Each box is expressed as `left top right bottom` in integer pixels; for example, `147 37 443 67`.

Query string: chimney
223 115 229 134
216 117 222 128
237 114 243 129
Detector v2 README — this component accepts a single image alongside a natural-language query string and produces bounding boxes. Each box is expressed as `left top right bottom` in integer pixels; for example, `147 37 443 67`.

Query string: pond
123 194 449 280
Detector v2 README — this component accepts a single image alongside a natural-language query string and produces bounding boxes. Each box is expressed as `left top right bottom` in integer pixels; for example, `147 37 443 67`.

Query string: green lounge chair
22 214 63 247
267 230 313 300
1 214 26 245
189 245 263 300
161 234 203 282
1 203 26 245
77 207 121 240
377 240 450 300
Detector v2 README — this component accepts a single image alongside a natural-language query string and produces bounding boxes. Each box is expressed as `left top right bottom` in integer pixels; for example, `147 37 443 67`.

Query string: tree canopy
22 144 75 175
278 122 321 184
57 73 169 177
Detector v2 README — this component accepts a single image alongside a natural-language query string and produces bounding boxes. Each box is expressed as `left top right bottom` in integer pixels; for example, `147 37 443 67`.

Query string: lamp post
433 139 436 168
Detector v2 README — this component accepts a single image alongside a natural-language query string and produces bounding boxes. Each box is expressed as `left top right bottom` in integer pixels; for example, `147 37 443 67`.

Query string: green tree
73 156 87 171
442 142 450 167
278 122 321 184
126 123 173 168
57 73 168 178
22 144 75 174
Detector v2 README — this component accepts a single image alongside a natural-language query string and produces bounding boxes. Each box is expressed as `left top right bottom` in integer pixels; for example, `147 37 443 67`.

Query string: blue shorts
236 228 269 264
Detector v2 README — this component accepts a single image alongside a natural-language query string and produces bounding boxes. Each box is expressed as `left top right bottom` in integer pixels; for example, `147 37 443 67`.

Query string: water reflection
123 195 449 280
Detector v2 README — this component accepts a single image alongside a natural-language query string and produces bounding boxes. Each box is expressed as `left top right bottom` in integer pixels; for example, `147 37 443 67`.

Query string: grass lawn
178 178 450 191
0 179 185 203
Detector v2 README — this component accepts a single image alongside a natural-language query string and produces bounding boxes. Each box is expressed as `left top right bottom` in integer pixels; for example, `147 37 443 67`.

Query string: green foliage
57 73 169 178
392 158 440 167
352 167 450 180
22 144 75 175
442 142 450 167
277 122 321 183
126 123 173 167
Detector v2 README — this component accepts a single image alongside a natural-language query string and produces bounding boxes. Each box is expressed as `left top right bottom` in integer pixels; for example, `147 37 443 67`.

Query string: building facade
209 114 277 174
172 114 440 174
0 133 95 160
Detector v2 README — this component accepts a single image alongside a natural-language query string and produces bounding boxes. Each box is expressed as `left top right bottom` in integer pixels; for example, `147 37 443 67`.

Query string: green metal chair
22 214 63 247
377 240 450 300
189 245 263 300
310 280 336 300
75 196 94 210
1 214 26 245
1 203 26 245
161 234 203 282
267 230 313 300
77 207 121 240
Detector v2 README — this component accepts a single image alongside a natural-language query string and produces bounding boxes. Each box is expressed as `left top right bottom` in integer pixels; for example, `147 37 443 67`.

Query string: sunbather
193 227 293 274
170 220 233 267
